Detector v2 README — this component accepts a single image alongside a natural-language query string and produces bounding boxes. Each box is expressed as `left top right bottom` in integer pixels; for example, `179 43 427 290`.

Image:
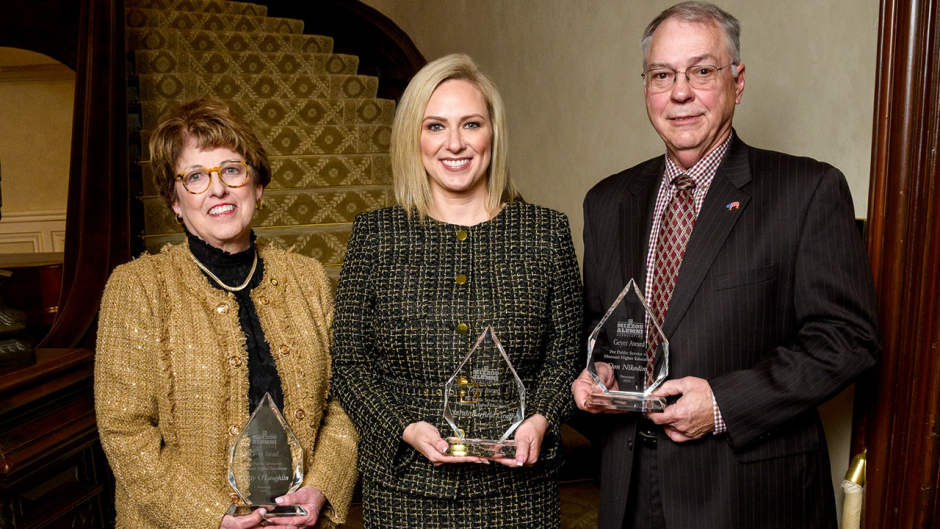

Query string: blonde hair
150 98 271 209
391 53 517 218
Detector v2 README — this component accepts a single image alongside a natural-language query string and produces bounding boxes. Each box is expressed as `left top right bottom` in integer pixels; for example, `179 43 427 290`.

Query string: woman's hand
262 486 326 527
219 509 266 529
497 414 549 468
402 421 485 466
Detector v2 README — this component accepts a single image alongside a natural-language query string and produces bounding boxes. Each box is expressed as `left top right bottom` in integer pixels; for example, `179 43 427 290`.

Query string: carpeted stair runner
127 0 394 282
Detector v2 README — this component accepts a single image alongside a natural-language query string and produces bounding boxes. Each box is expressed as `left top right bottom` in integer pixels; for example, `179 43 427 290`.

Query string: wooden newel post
854 0 940 527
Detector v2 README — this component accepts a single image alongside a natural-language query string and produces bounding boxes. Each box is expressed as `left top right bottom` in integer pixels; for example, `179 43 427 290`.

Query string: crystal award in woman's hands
443 326 525 459
227 393 307 517
585 279 668 412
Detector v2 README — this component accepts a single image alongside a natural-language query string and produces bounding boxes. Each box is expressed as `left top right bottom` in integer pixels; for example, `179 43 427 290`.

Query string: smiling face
171 143 262 253
644 17 745 170
420 79 493 204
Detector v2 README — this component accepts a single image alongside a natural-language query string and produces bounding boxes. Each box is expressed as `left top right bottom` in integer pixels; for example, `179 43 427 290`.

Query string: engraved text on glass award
227 393 307 517
585 279 668 412
443 326 525 459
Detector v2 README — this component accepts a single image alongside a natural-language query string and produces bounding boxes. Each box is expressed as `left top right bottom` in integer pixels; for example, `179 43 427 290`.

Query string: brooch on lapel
725 201 740 210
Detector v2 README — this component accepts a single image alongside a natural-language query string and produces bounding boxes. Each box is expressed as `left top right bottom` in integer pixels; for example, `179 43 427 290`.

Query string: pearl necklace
190 250 258 292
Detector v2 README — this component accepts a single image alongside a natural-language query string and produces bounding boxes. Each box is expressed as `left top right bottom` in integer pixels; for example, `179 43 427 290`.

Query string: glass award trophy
227 393 307 517
443 326 525 459
585 279 668 412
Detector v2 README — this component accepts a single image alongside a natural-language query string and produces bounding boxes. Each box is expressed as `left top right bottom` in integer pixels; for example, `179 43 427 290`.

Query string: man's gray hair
641 2 741 75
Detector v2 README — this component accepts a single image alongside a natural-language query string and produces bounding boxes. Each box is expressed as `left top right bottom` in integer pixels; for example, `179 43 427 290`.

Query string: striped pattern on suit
581 133 880 529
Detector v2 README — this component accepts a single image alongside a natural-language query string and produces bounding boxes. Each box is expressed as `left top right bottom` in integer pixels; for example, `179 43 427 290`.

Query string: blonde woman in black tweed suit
332 54 583 528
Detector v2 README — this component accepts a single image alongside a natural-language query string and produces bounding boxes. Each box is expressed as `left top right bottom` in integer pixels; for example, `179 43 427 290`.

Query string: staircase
121 4 600 527
125 0 394 283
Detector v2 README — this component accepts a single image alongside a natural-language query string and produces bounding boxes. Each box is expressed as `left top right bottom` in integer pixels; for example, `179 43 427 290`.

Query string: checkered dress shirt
645 136 731 434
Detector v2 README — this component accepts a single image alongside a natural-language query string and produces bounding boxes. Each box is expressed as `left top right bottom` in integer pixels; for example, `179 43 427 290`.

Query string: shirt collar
663 135 732 188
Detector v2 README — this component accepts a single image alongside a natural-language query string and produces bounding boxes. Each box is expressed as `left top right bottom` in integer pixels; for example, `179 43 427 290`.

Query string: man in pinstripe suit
571 3 880 528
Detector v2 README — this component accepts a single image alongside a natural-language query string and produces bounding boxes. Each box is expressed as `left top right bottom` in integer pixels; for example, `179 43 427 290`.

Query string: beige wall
0 48 73 215
363 0 879 519
0 76 73 213
0 48 73 252
364 0 878 246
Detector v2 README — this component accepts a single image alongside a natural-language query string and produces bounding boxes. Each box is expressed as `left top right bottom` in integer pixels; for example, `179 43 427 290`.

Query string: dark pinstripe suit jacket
582 134 880 529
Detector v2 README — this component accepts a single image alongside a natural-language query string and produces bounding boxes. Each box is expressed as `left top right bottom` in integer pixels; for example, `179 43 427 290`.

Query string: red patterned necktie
647 174 696 385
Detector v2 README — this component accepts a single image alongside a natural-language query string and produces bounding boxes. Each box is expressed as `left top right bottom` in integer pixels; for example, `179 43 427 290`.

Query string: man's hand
572 363 619 413
649 376 716 442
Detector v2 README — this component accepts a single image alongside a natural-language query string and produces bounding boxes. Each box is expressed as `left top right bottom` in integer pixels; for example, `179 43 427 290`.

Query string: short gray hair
641 2 741 74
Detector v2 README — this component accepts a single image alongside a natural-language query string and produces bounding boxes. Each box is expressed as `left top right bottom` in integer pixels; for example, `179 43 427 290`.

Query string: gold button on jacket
332 203 583 514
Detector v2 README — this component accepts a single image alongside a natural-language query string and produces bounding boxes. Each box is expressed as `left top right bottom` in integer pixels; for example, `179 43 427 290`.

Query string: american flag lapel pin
726 201 740 210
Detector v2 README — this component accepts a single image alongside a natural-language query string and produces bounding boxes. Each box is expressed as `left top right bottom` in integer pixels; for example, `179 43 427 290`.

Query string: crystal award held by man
585 279 668 412
443 326 525 459
227 393 306 517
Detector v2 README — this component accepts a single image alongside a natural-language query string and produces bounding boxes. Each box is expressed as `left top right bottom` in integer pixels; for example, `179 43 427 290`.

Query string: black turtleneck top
186 230 284 412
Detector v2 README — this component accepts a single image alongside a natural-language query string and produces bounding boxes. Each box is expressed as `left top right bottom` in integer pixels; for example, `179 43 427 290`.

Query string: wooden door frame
854 0 940 526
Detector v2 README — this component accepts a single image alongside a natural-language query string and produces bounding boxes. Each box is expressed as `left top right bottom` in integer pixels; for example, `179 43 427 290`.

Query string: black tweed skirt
362 477 560 529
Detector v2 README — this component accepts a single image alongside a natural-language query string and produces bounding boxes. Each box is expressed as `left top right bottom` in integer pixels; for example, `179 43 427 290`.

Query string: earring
255 198 267 211
175 214 184 225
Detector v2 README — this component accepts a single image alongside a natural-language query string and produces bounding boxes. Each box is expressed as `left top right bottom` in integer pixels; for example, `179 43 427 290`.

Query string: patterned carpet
126 0 395 281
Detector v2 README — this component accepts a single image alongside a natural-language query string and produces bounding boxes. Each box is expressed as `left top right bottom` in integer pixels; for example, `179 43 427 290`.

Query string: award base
445 437 516 459
586 391 666 413
227 504 308 517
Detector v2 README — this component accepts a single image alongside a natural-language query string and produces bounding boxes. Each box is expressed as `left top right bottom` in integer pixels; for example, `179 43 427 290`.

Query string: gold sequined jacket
95 242 357 528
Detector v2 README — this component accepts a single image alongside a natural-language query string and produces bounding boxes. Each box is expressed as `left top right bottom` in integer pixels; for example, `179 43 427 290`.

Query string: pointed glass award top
585 279 669 412
227 392 307 517
443 326 525 459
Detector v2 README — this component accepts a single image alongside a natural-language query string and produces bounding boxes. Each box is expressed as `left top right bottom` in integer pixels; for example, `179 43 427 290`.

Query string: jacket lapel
663 134 752 336
620 159 663 291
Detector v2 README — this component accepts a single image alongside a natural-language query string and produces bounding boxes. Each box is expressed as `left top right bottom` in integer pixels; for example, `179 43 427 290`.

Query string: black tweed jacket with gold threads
332 202 583 498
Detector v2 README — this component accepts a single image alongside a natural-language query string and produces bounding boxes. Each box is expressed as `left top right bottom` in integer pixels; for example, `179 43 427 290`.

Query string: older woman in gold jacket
94 98 356 529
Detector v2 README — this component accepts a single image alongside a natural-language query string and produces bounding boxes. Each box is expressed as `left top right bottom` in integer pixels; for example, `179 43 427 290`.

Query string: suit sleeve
710 166 881 449
331 214 418 470
296 258 358 524
581 188 606 337
94 263 232 528
526 212 583 458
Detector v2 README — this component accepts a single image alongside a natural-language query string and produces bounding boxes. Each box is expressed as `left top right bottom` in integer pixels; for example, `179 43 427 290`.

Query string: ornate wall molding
0 210 67 253
0 64 73 84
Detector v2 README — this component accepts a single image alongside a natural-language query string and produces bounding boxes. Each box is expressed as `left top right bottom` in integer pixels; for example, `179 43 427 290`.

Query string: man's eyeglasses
176 161 251 194
642 64 735 93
